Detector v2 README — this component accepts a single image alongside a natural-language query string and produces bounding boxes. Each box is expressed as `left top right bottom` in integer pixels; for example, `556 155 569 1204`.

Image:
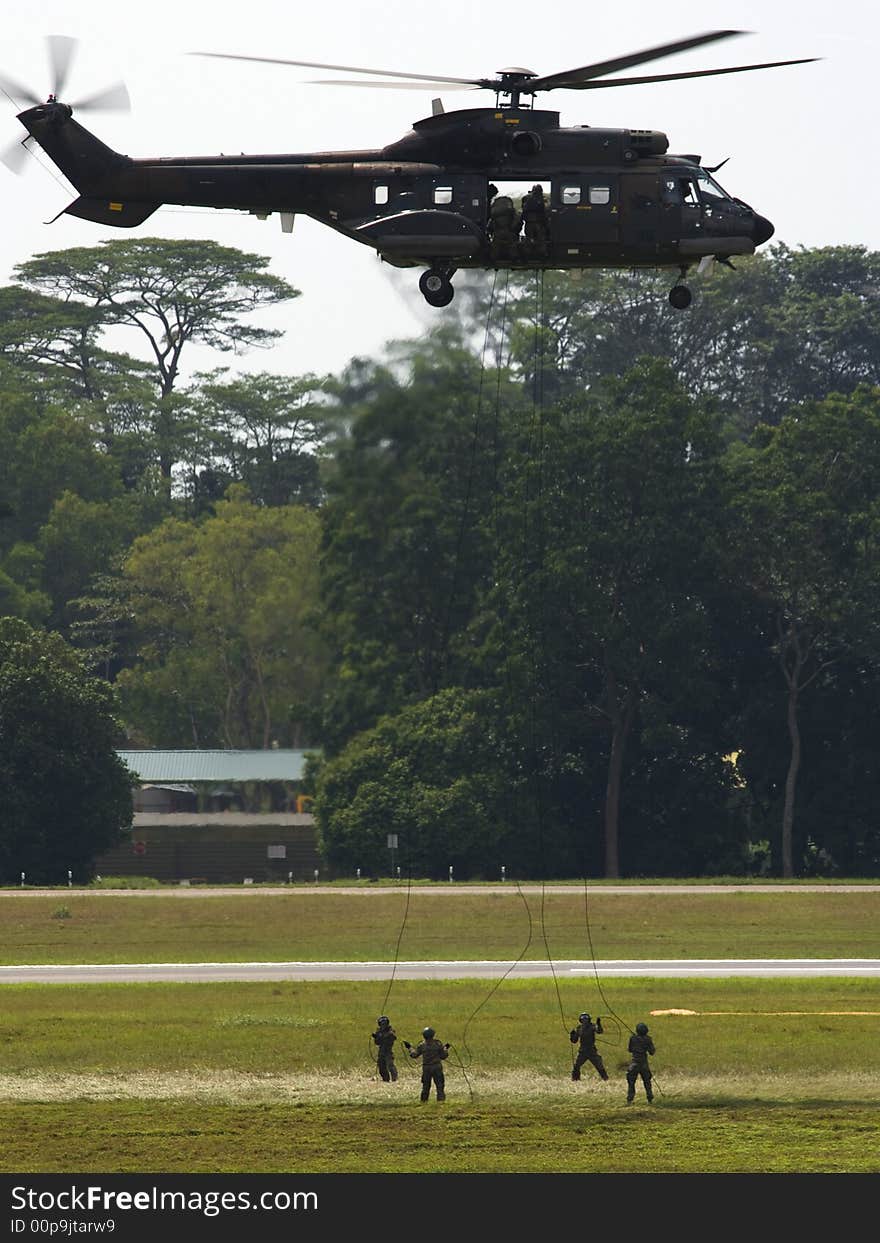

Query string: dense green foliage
2 239 880 876
0 619 132 883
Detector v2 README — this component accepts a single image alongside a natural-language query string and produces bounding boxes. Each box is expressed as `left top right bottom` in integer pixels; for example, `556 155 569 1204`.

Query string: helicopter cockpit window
374 185 389 206
695 170 730 201
561 185 581 205
589 186 611 205
433 187 454 205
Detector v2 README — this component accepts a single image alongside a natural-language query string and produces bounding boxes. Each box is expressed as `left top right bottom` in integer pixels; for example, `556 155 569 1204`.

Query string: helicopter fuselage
16 100 773 307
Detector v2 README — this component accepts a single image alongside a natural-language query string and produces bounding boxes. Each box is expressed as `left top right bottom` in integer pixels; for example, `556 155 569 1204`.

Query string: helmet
636 1022 649 1036
377 1016 390 1027
579 1013 591 1023
422 1027 435 1039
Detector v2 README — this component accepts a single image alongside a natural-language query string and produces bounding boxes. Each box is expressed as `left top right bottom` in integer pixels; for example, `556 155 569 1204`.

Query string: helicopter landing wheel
419 269 455 307
669 283 692 310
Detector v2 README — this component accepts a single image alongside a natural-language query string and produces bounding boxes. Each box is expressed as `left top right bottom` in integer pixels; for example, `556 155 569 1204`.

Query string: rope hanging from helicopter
368 268 535 1100
520 267 633 1070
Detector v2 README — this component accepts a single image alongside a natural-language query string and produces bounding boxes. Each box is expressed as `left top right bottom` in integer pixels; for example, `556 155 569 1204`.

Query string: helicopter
2 31 817 309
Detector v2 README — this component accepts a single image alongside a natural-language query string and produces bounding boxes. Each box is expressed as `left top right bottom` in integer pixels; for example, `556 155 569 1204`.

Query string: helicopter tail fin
17 102 130 195
18 102 160 228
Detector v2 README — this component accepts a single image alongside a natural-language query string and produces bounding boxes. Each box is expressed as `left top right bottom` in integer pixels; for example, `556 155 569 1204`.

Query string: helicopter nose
752 214 774 246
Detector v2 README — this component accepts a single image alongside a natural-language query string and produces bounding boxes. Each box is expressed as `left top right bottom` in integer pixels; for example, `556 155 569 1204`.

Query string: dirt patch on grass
1 1068 877 1105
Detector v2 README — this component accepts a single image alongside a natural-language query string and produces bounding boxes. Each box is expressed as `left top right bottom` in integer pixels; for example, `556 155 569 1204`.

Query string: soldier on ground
626 1021 656 1104
569 1012 609 1082
371 1015 398 1083
403 1026 449 1101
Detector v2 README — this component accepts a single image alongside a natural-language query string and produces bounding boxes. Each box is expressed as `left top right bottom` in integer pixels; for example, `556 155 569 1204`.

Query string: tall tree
727 387 880 876
15 239 299 484
490 359 727 877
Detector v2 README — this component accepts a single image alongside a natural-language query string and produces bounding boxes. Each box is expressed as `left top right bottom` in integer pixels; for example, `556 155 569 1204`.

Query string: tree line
2 237 879 881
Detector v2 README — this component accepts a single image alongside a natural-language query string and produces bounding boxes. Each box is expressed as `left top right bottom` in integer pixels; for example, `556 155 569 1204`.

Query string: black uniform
626 1031 656 1103
408 1036 448 1101
570 1017 609 1082
372 1022 398 1082
520 185 549 257
488 194 520 258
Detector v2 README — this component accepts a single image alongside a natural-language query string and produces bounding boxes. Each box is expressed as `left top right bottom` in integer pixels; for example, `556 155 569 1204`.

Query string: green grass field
1 888 878 1174
2 887 878 963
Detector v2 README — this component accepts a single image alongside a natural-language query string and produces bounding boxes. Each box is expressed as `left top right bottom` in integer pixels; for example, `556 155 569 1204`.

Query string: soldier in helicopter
520 183 550 257
487 183 520 260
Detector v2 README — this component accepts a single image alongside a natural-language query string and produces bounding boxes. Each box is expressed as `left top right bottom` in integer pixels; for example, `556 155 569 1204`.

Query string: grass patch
1 1094 877 1173
2 889 879 963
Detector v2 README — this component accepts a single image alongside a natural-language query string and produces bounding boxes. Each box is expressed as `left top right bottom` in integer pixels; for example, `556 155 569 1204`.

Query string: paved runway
2 958 879 983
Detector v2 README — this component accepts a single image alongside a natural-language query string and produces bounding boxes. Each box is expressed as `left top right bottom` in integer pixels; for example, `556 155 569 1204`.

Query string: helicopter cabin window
679 178 700 207
589 186 611 205
434 187 454 205
561 186 581 205
374 185 389 206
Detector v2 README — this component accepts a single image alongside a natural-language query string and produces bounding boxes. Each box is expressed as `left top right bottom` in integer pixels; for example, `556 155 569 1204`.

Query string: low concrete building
95 749 322 883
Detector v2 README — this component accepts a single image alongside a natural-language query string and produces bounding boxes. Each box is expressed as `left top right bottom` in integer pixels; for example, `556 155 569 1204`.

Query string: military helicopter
2 31 817 309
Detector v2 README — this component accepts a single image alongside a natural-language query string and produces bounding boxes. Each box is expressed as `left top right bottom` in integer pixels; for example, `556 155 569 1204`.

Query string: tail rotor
0 34 129 173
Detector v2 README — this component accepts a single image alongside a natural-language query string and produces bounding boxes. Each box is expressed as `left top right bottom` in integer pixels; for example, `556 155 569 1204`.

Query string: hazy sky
1 1 875 382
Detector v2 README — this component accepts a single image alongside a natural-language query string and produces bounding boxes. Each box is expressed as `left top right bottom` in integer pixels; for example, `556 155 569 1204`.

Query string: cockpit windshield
696 169 732 201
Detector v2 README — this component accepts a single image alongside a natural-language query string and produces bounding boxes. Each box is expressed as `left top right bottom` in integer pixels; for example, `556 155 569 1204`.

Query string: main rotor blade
47 34 77 99
191 51 484 86
0 71 41 107
527 29 746 90
73 81 131 111
548 57 819 91
305 78 477 90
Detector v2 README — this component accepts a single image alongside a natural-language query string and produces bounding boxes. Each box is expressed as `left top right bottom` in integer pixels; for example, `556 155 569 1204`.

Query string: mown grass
1 978 878 1076
1 892 878 1175
2 888 879 963
1 978 879 1172
3 1097 878 1173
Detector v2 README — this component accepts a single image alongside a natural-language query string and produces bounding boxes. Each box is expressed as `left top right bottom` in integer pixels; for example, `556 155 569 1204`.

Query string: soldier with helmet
569 1012 609 1083
403 1026 449 1101
371 1015 398 1083
626 1021 656 1104
488 184 520 259
520 183 550 256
